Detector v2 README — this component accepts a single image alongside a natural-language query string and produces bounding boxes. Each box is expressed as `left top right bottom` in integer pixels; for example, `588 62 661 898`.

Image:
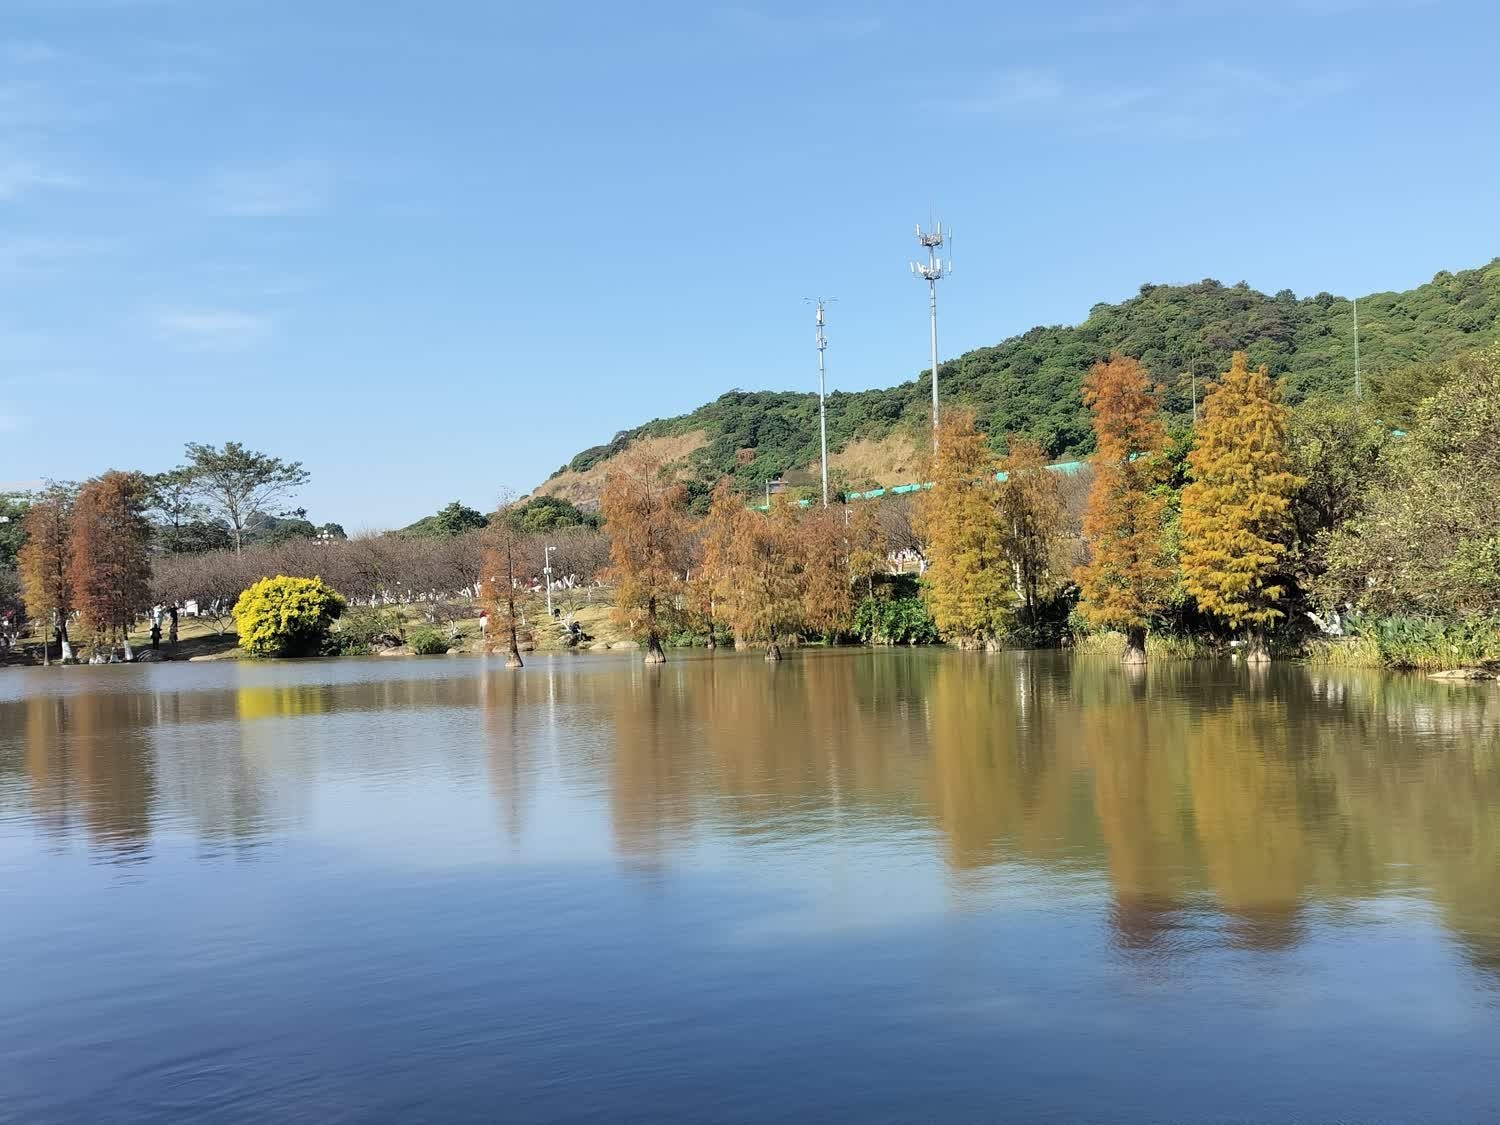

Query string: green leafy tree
0 493 29 570
1323 344 1500 617
232 575 347 657
181 442 310 553
506 495 599 534
1286 396 1387 591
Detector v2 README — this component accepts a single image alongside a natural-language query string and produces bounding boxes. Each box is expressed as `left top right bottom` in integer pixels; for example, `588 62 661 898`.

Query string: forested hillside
541 258 1500 503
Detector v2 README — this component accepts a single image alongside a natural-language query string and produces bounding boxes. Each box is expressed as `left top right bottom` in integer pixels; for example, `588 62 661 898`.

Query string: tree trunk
121 632 134 662
705 634 716 650
1244 628 1271 664
1122 625 1147 665
59 620 73 664
734 629 750 651
644 633 666 664
764 641 782 662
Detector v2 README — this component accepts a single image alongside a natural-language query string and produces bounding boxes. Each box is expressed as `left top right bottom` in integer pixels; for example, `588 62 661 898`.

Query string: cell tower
910 222 952 447
807 297 835 506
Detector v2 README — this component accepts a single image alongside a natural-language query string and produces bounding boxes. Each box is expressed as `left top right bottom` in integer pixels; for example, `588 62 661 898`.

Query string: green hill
540 258 1500 504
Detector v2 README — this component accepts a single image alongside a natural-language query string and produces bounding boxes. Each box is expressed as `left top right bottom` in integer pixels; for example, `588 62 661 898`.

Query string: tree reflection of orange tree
607 663 704 862
1067 661 1201 949
482 666 535 846
925 655 1084 873
39 691 158 860
687 653 930 835
20 693 72 838
1185 694 1313 950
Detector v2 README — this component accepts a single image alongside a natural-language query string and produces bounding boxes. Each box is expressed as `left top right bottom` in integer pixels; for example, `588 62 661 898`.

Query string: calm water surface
2 650 1498 1123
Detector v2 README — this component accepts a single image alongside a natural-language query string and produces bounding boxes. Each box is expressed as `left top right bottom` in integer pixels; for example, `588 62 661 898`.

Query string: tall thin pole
812 298 832 506
1190 363 1197 426
911 223 951 448
1352 296 1361 401
543 544 555 618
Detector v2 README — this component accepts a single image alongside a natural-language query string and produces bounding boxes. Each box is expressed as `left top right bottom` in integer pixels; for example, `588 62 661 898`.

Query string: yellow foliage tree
996 436 1070 627
1075 354 1173 664
600 449 691 663
916 410 1011 648
1180 352 1303 662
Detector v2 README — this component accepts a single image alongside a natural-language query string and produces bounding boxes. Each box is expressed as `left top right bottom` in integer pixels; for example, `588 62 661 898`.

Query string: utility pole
1190 363 1197 426
1353 296 1362 401
910 222 951 448
543 545 556 619
807 297 835 506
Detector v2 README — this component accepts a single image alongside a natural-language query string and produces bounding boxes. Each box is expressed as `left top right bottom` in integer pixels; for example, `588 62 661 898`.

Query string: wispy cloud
714 6 886 49
0 157 78 200
0 369 103 388
205 157 333 218
934 61 1353 140
154 307 271 350
0 235 115 277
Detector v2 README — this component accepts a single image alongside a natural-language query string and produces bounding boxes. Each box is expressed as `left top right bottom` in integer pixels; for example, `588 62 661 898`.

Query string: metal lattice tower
807 297 835 506
910 223 951 447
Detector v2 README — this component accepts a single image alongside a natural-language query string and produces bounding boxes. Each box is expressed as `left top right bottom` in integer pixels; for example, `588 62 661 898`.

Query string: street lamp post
543 545 556 619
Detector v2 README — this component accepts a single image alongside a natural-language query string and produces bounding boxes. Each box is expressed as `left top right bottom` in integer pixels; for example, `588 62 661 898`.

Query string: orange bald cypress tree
1075 354 1174 664
18 484 75 663
67 471 152 659
1180 352 1303 662
798 503 854 641
698 481 748 646
600 449 691 663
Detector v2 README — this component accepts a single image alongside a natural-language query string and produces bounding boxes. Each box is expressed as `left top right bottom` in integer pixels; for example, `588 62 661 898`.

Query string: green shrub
232 575 346 658
407 627 450 655
333 606 405 655
853 595 938 645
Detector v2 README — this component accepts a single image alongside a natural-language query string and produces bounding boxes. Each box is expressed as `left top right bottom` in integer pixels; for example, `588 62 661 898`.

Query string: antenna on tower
805 296 836 506
911 221 952 448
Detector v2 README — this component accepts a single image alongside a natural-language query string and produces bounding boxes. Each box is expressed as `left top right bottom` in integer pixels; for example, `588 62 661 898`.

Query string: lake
2 650 1498 1123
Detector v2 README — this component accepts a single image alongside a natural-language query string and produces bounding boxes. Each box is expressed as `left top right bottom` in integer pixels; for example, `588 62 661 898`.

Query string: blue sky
1 0 1494 528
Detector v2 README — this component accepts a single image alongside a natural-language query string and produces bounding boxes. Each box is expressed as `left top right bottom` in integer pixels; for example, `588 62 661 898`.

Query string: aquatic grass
1301 615 1500 671
1072 629 1225 661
